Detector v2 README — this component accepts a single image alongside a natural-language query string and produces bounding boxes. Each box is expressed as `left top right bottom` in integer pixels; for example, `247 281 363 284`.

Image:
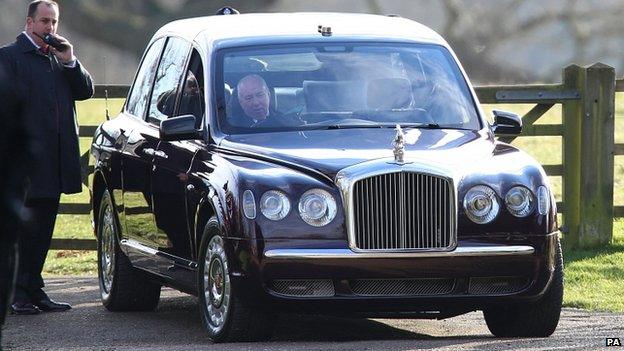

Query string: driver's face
238 78 269 121
26 4 58 47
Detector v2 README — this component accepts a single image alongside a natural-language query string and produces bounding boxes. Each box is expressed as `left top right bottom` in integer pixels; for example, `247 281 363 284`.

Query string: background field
42 94 624 312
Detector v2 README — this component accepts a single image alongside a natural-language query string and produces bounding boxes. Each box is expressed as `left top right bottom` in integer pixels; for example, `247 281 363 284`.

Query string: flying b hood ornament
392 124 406 164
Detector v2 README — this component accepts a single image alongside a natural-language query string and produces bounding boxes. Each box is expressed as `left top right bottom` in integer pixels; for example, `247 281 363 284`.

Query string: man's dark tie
39 45 49 55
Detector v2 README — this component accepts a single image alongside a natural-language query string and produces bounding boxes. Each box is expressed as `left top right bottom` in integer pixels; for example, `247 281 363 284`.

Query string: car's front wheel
197 217 275 342
483 238 563 337
97 189 161 311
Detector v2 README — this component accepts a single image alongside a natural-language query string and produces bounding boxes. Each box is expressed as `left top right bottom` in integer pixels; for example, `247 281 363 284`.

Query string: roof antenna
103 56 110 121
318 25 332 37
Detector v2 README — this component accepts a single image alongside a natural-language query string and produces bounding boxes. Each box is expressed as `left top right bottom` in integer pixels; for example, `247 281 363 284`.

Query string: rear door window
176 49 205 129
147 37 191 125
125 38 165 119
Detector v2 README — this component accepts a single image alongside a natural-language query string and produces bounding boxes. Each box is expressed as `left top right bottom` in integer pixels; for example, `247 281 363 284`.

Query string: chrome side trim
121 239 159 255
121 239 198 269
265 245 535 259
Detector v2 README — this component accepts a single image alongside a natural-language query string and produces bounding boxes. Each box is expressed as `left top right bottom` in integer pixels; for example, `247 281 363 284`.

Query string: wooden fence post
562 63 615 249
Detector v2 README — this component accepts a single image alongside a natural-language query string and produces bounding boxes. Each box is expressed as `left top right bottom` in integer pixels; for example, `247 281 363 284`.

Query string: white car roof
154 12 447 47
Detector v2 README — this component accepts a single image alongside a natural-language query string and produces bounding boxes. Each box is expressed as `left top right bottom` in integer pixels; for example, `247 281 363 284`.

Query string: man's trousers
13 197 60 302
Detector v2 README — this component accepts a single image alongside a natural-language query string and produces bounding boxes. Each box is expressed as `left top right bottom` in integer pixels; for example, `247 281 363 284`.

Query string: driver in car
228 74 306 129
229 74 303 129
235 74 276 127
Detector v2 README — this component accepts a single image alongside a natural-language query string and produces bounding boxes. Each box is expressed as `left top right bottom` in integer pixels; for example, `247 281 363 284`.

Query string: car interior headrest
366 77 413 110
303 80 367 112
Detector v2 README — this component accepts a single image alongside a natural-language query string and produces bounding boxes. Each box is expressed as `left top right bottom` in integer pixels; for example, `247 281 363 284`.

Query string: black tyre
97 189 161 311
483 238 563 337
197 217 275 342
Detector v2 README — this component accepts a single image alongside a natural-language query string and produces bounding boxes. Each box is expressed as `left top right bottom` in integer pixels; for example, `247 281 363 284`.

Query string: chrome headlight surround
463 185 500 224
298 189 337 227
260 190 290 220
505 186 534 217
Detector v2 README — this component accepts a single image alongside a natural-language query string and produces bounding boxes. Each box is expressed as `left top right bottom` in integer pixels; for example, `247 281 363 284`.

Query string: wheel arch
194 194 220 258
91 169 109 238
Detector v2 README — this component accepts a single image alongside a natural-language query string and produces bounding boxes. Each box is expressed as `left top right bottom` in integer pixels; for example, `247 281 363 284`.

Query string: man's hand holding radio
49 34 74 64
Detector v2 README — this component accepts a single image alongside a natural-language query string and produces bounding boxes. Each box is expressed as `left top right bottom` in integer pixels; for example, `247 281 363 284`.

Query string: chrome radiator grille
351 172 455 250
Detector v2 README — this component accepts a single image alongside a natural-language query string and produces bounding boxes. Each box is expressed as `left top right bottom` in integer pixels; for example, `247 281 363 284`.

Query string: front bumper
231 231 559 314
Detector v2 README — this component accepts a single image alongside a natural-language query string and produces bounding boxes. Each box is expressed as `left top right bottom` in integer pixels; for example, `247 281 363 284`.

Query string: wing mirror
491 110 522 136
160 115 202 141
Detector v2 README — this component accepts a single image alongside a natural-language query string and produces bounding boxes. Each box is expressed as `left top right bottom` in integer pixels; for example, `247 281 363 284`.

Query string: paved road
2 277 622 351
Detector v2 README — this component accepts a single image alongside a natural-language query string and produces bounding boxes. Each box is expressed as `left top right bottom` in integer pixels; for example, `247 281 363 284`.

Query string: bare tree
368 0 624 83
56 0 275 57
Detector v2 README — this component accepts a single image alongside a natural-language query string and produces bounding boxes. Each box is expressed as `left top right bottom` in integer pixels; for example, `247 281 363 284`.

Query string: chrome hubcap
203 236 230 333
210 260 225 307
99 201 116 298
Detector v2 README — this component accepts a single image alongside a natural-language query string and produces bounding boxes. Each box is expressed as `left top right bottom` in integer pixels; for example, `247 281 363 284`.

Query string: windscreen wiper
401 122 441 129
318 123 440 130
402 123 473 131
321 124 385 130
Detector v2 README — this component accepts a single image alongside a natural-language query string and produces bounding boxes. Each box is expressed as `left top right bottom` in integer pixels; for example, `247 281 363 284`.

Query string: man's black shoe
32 298 71 312
10 302 40 315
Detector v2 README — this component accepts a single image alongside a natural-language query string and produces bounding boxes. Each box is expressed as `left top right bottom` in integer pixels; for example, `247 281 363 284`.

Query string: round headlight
463 185 499 224
260 190 290 220
505 186 534 217
242 190 256 219
298 189 337 227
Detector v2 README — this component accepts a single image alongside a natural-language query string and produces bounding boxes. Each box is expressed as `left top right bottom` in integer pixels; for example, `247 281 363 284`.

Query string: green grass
563 219 624 312
42 94 624 312
44 251 97 276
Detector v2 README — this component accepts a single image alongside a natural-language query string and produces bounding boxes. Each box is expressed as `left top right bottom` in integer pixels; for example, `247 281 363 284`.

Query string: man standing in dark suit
0 0 94 315
0 40 29 350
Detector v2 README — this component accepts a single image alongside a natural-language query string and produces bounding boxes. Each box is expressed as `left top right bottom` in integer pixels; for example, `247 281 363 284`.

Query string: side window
147 37 191 124
177 50 204 129
126 38 165 118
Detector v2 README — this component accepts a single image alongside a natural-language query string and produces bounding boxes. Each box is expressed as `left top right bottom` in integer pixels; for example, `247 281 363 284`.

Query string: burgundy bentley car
89 9 562 342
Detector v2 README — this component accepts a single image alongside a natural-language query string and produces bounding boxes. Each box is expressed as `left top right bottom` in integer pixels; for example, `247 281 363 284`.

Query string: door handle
154 150 168 159
144 148 168 159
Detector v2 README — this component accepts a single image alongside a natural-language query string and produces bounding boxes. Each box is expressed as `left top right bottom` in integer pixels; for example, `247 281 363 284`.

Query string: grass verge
562 219 624 312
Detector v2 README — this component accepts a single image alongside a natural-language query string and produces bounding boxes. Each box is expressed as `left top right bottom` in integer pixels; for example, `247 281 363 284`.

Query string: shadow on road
3 277 620 350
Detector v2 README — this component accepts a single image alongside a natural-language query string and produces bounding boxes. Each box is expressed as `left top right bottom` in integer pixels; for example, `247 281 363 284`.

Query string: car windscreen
216 43 481 134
